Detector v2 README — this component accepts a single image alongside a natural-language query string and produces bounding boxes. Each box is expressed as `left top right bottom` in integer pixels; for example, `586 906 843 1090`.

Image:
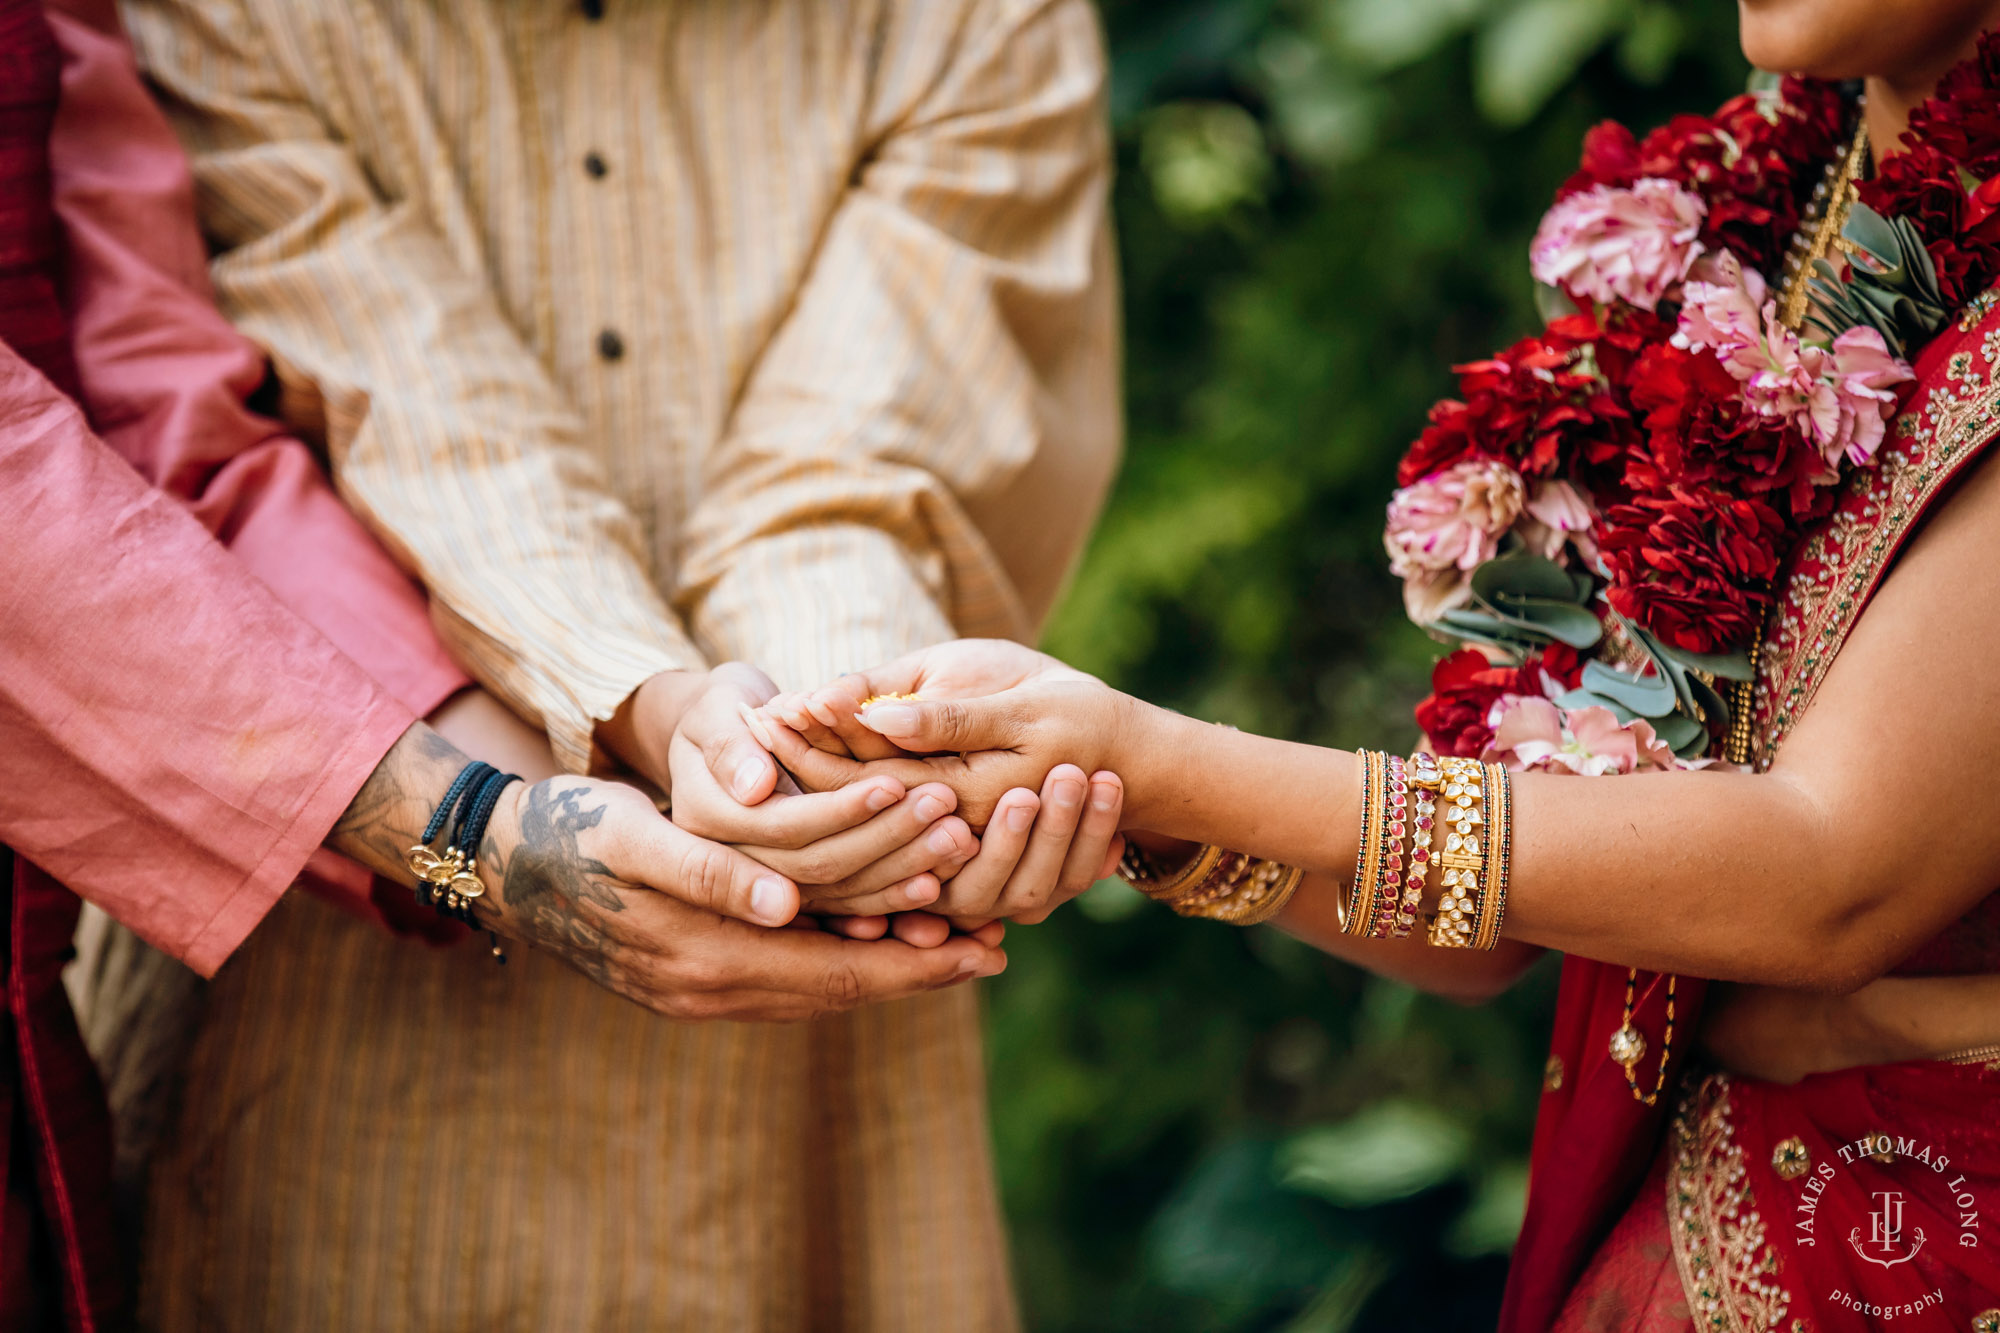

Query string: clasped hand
744 640 1134 927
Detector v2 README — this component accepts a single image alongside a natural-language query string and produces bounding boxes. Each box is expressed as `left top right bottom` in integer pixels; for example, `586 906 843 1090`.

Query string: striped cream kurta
117 0 1119 1328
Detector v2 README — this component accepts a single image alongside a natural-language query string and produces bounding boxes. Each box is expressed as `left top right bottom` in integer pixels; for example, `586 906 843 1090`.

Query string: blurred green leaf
1278 1101 1473 1206
1445 1162 1530 1256
1475 0 1633 126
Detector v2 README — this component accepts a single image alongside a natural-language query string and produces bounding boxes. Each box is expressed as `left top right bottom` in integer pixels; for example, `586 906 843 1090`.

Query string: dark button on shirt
579 0 604 20
596 328 625 362
583 151 608 179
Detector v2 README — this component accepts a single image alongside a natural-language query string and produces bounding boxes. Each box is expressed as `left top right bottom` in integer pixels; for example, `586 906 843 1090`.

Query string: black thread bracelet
406 761 520 964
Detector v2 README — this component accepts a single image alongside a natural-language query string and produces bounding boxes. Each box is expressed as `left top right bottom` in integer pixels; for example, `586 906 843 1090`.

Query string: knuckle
820 964 865 1010
674 840 737 911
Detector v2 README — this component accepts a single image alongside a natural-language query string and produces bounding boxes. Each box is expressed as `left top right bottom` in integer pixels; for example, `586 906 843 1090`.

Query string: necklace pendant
1608 1023 1648 1069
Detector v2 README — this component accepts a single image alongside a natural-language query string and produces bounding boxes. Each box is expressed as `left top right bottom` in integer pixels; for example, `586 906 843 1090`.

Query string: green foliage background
986 3 1751 1328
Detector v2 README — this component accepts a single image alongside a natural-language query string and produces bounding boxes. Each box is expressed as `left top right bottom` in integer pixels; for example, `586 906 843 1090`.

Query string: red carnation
1621 342 1830 521
1907 29 2000 178
1560 121 1643 196
1397 332 1623 487
1414 645 1584 757
1598 484 1786 654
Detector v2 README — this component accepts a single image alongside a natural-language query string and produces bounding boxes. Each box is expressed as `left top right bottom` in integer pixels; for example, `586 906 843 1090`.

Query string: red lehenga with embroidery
1510 298 2000 1332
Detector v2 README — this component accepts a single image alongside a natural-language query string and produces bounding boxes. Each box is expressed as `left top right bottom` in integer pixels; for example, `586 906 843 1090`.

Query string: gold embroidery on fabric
1667 1073 1806 1333
1752 294 2000 767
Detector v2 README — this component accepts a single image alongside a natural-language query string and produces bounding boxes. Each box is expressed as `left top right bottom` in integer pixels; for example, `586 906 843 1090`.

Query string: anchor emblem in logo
1849 1190 1927 1268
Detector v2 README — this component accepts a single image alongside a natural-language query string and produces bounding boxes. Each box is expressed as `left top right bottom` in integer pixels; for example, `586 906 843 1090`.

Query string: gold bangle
1472 762 1512 951
1426 756 1486 948
1346 750 1387 937
1119 841 1225 905
1166 851 1305 925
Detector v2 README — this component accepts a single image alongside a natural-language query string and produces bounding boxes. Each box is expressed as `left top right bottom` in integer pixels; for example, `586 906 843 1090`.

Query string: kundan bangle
1472 762 1512 951
1365 755 1410 938
1426 756 1487 948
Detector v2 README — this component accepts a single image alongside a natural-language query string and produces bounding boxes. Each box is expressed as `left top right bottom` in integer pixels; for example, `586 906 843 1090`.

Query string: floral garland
1388 41 2000 775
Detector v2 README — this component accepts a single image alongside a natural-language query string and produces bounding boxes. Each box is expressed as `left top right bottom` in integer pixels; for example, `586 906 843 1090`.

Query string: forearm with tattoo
329 723 474 882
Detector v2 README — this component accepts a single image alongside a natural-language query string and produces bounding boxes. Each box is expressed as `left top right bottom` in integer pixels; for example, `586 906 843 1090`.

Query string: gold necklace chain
1614 117 1872 1106
1723 116 1870 771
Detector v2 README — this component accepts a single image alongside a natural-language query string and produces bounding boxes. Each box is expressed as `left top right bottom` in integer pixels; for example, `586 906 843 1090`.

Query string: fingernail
916 793 950 823
751 876 790 925
865 783 899 813
860 703 919 735
955 956 983 978
977 954 1007 978
1007 801 1036 833
737 704 775 749
1053 778 1085 809
1090 784 1118 813
805 696 840 728
928 825 960 855
901 879 940 908
734 758 766 800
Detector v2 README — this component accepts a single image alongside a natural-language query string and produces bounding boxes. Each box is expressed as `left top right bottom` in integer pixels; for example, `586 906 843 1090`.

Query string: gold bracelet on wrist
1472 762 1512 951
1346 749 1388 937
1425 756 1487 948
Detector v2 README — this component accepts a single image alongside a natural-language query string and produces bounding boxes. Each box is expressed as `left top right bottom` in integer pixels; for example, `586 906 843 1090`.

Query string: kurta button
579 0 604 19
583 151 608 179
597 329 625 362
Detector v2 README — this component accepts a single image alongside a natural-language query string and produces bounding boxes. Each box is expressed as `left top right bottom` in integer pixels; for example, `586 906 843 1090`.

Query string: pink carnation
1514 478 1598 566
1674 251 1913 469
1529 178 1707 312
1483 697 1680 776
1385 460 1526 622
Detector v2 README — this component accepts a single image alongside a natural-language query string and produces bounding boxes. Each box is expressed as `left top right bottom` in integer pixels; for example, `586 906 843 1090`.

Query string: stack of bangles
407 760 522 963
1347 750 1510 950
1116 749 1512 950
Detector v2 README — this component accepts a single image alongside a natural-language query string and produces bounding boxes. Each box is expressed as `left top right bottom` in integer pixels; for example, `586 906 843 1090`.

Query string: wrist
1113 698 1195 830
597 669 704 785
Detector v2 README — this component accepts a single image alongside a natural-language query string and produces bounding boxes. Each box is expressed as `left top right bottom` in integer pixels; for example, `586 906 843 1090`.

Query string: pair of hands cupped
477 640 1130 1025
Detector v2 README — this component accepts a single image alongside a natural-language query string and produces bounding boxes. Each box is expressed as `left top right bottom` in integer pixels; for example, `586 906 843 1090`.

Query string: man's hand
473 776 1005 1020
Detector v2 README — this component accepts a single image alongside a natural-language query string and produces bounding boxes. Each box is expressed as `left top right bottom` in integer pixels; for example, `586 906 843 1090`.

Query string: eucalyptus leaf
1431 608 1547 651
1553 687 1636 723
1657 644 1753 680
1652 710 1707 757
1580 660 1676 716
1534 281 1579 324
1686 670 1730 732
1843 201 1901 266
1482 596 1603 649
1471 551 1585 604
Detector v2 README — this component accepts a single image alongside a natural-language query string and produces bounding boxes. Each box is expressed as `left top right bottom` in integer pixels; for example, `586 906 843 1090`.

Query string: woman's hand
665 663 978 918
754 639 1134 828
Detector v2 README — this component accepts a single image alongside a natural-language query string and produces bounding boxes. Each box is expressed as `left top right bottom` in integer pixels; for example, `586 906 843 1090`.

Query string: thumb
856 696 1018 753
630 819 799 927
700 707 778 803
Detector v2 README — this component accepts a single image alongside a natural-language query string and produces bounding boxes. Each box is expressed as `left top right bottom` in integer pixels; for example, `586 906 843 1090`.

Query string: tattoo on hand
490 783 629 980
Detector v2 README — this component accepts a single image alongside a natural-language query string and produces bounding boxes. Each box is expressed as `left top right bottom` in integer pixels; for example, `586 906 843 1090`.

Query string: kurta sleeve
676 0 1121 687
0 346 414 976
121 0 706 773
44 0 464 719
